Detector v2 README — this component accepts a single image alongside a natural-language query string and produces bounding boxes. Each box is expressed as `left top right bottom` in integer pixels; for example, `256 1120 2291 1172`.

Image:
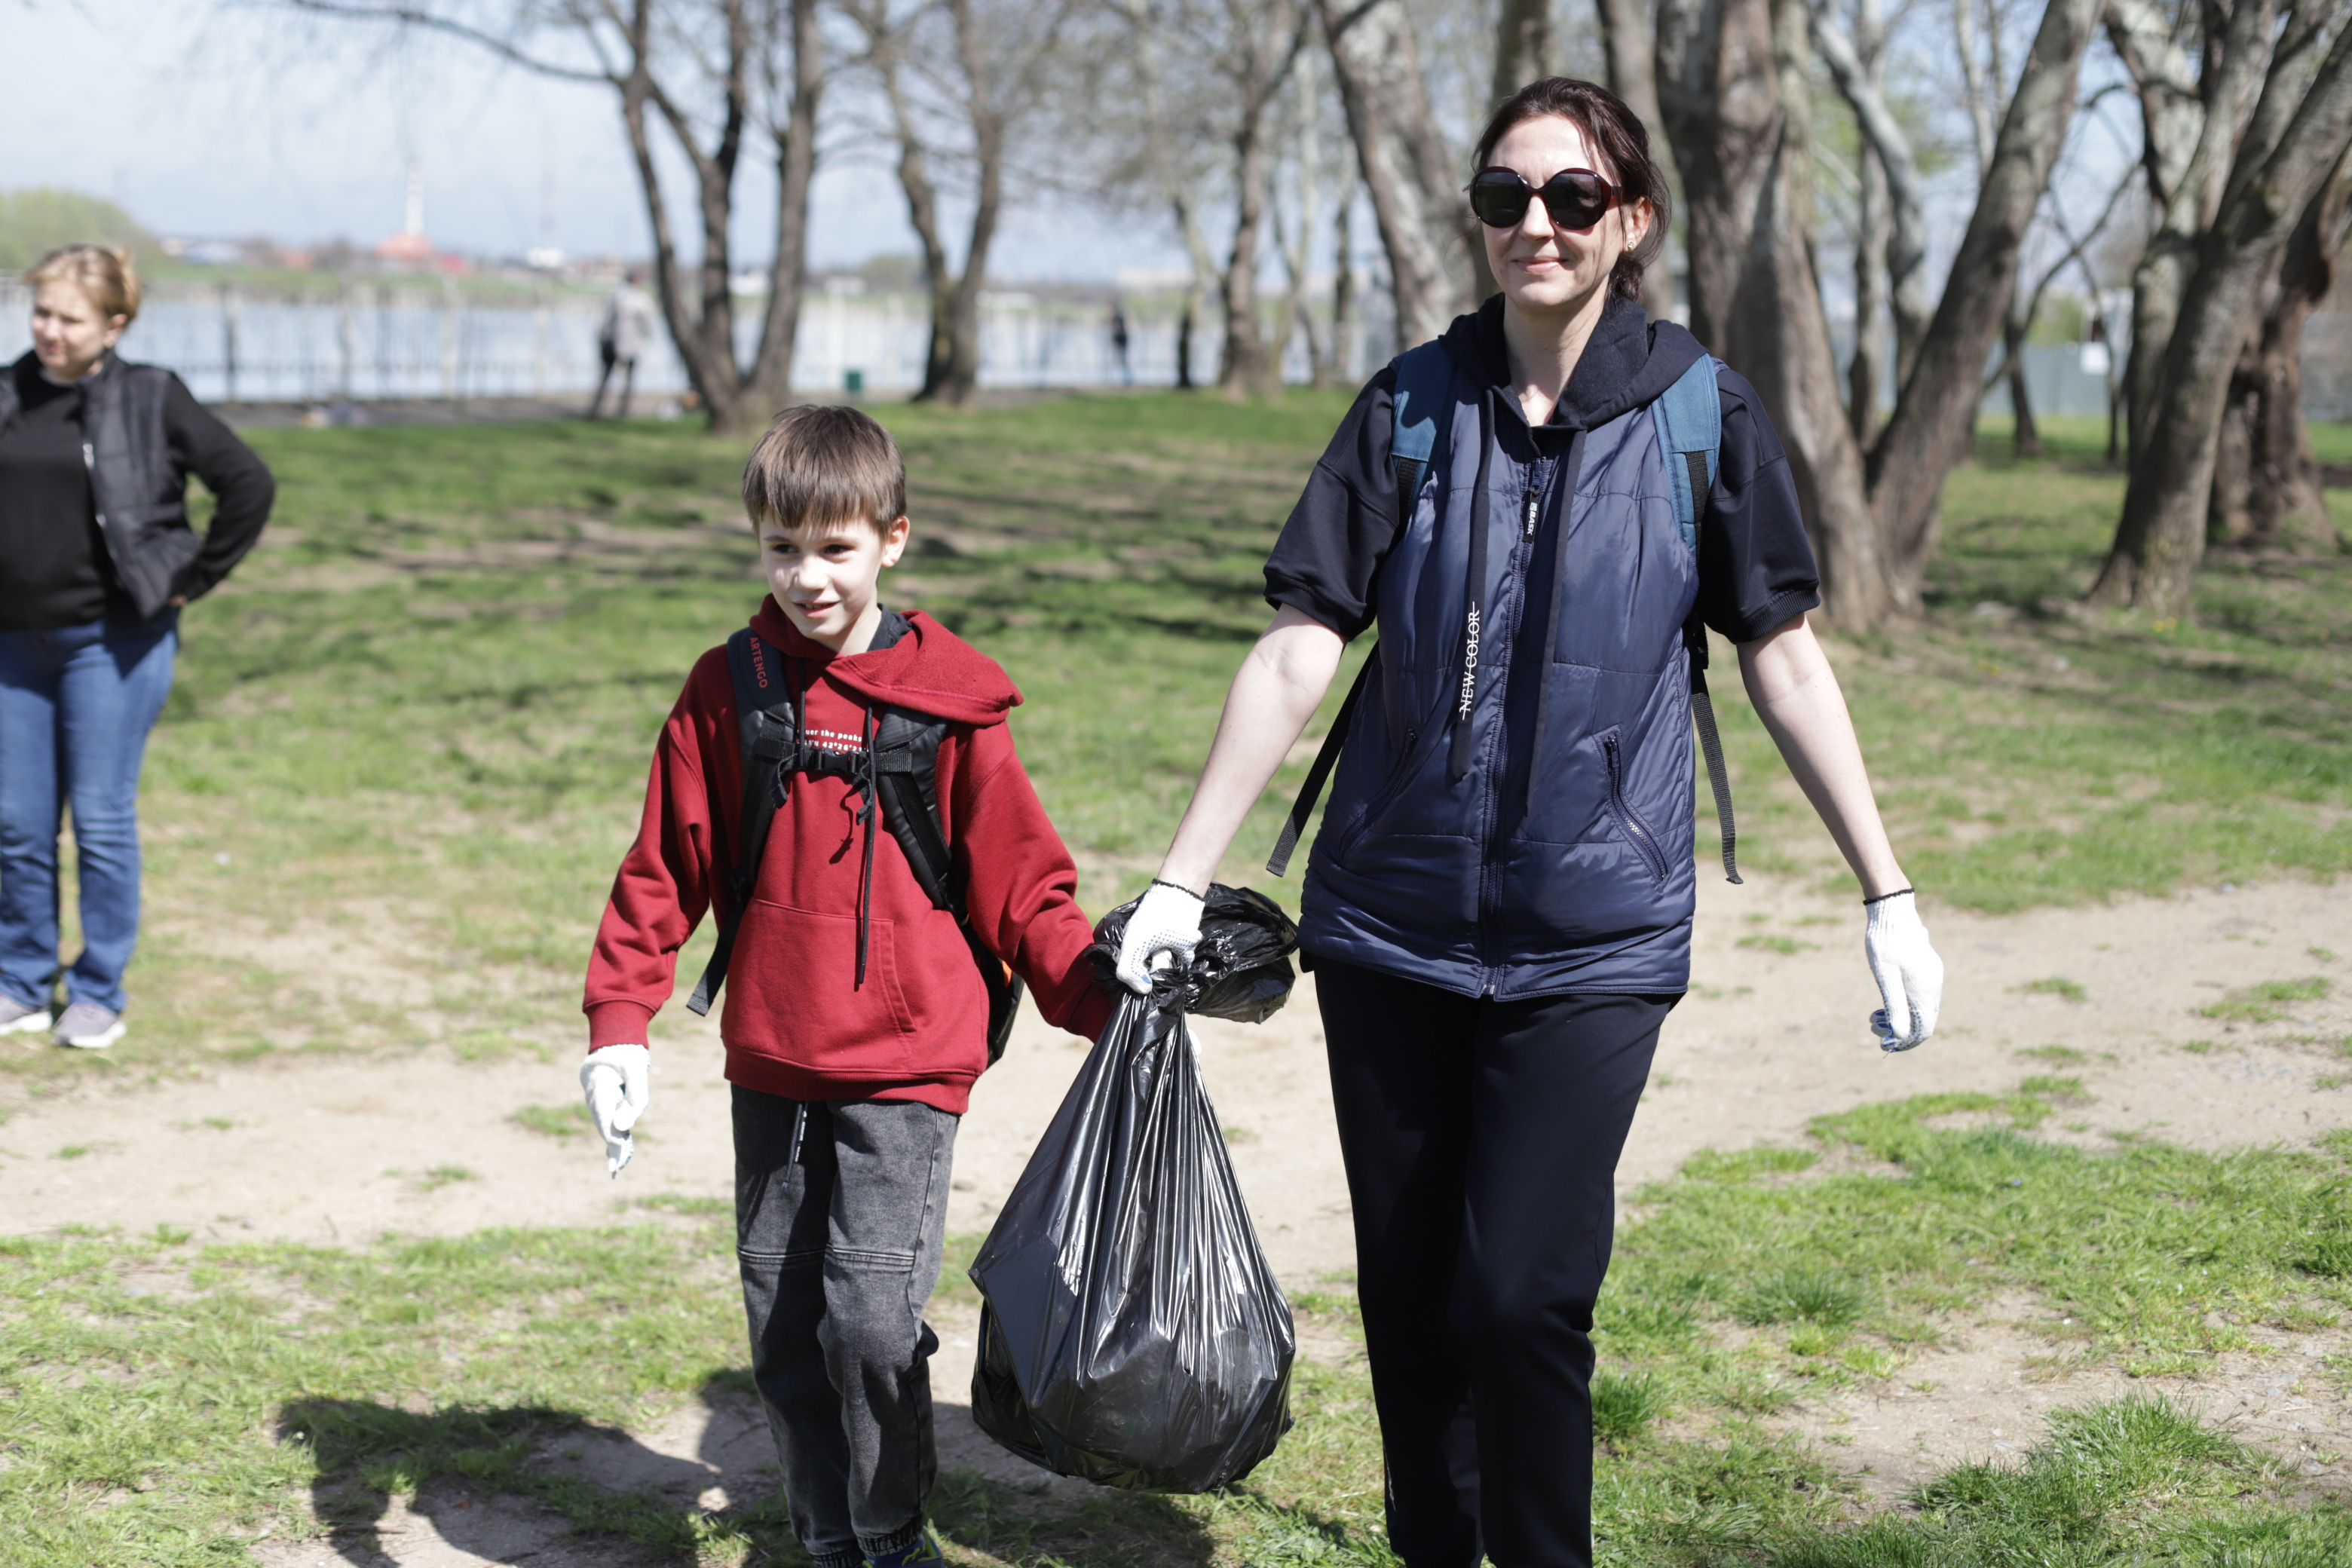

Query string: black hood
1438 292 1706 432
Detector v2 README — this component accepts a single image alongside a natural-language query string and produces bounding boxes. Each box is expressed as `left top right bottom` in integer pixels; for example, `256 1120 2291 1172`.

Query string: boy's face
760 513 911 653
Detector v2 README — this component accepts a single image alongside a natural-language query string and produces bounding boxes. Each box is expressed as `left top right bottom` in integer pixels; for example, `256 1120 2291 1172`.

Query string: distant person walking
1107 301 1132 385
0 245 273 1049
591 269 660 419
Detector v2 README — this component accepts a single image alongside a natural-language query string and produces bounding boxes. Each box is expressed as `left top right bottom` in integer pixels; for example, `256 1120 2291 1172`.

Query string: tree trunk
1172 188 1218 391
1317 0 1476 346
1860 0 2103 590
1657 0 1889 626
2005 311 2042 458
1810 0 1928 385
1491 0 1550 103
287 0 813 436
1322 180 1357 387
2209 360 2257 544
2090 20 2352 613
2214 153 2352 552
1597 0 1678 317
2121 0 2280 458
1848 130 1889 446
743 0 822 426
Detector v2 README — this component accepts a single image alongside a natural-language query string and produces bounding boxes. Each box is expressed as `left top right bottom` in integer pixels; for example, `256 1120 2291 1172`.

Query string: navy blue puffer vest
1299 326 1709 998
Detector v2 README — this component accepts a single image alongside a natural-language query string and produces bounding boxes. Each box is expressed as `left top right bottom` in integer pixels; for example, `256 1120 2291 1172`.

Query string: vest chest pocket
1600 730 1670 884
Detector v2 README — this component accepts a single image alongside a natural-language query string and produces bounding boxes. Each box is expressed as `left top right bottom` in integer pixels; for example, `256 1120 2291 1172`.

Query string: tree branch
284 0 612 82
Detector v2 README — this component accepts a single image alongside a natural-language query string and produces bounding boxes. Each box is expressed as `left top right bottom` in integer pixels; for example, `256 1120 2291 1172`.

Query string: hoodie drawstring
777 663 882 990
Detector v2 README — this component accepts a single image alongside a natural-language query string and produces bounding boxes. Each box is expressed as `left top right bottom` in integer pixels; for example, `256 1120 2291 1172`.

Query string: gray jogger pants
733 1086 957 1568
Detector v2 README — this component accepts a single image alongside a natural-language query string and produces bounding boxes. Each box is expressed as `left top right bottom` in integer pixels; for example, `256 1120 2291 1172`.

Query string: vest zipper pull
1524 490 1539 541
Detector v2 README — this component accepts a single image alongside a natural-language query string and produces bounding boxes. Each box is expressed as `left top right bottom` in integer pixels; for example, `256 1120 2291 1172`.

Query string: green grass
513 1101 593 1139
3 397 2339 1086
2201 976 2334 1023
5 1089 2347 1563
7 396 2352 1554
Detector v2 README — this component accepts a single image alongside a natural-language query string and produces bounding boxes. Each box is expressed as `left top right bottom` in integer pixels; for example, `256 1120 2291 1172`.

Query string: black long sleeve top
0 357 274 632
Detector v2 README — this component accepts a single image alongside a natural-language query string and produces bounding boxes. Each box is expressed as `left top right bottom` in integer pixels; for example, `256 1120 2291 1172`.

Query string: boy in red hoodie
580 405 1111 1568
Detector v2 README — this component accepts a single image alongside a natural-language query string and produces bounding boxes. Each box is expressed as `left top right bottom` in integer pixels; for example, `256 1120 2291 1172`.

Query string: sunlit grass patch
2202 975 2334 1023
5 1086 2350 1563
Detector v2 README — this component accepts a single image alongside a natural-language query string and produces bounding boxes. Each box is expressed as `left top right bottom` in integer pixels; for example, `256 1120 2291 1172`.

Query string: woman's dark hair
1473 78 1671 303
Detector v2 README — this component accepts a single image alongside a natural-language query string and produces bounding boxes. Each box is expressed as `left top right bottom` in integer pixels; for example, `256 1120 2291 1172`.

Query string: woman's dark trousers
734 1087 956 1568
1317 960 1674 1568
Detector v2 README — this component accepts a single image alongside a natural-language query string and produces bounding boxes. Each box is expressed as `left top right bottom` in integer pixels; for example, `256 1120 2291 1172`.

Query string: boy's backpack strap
1651 354 1742 885
1267 341 1449 878
871 712 956 910
871 709 1026 1064
688 627 795 1015
688 614 1026 1062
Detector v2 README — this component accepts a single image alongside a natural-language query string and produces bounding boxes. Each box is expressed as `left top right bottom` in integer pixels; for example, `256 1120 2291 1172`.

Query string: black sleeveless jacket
0 352 266 620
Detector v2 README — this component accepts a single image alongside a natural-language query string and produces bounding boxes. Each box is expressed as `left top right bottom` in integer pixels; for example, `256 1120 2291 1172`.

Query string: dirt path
9 872 2349 1561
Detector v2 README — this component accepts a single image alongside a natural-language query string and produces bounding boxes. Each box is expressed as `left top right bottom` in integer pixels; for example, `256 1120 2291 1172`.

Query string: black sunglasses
1467 167 1622 232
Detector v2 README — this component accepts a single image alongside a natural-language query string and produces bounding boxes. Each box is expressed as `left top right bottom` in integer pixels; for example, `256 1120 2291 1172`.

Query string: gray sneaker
54 1003 125 1050
0 997 52 1037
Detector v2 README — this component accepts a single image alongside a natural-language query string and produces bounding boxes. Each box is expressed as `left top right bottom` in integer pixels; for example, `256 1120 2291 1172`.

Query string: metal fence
14 273 2349 421
0 277 1390 406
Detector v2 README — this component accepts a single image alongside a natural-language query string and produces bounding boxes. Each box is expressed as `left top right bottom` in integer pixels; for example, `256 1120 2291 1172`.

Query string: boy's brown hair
743 404 906 536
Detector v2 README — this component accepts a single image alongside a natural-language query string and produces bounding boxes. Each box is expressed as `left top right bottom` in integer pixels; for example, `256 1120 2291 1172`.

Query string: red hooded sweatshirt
584 600 1113 1113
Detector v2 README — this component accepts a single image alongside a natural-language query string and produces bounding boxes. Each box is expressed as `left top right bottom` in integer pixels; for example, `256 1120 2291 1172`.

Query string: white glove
1114 880 1206 994
580 1043 651 1177
1864 890 1943 1052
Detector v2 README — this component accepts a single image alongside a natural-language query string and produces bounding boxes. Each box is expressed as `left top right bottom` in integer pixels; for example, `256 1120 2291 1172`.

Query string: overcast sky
4 0 1160 279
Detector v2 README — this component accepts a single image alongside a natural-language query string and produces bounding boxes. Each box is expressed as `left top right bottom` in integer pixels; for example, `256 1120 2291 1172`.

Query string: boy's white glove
580 1043 651 1176
1114 880 1205 994
1864 890 1943 1052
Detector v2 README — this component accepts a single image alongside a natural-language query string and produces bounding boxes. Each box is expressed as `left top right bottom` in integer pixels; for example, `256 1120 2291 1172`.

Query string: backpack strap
1267 342 1451 877
1650 355 1742 885
687 627 797 1015
687 615 1026 1062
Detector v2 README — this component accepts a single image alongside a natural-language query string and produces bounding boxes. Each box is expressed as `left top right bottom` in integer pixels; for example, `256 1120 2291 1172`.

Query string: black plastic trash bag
968 885 1300 1492
1087 883 1300 1024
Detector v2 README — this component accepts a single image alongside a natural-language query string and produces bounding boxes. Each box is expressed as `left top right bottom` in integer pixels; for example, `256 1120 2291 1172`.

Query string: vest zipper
1475 451 1556 987
1604 733 1670 882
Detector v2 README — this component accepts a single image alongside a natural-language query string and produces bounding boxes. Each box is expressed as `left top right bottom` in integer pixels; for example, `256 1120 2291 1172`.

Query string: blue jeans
0 614 178 1015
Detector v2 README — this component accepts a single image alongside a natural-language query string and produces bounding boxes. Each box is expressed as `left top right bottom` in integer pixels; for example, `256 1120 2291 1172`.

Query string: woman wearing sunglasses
1113 77 1942 1567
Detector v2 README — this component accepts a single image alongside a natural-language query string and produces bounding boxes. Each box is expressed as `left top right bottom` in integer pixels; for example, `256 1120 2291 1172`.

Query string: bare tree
1323 179 1360 385
1809 0 1931 439
1493 0 1553 100
849 0 1067 405
289 0 823 435
1594 0 1681 315
1658 0 1891 623
1318 0 1478 345
1659 0 2104 626
2111 0 2283 458
1089 0 1225 387
2210 153 2352 552
2091 9 2352 611
1860 0 2102 587
1211 0 1315 397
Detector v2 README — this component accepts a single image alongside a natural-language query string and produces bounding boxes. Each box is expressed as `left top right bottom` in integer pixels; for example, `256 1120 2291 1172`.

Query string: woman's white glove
1114 881 1206 994
580 1043 651 1176
1864 891 1943 1052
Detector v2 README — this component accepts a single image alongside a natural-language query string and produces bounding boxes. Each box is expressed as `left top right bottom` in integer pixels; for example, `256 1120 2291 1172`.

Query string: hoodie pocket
722 899 916 1075
1601 730 1671 884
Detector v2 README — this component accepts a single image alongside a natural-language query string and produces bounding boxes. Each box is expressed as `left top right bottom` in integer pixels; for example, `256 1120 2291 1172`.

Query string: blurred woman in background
0 244 274 1049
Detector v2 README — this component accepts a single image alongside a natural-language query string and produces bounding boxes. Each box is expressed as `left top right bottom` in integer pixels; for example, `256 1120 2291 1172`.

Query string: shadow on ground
271 1379 1221 1568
